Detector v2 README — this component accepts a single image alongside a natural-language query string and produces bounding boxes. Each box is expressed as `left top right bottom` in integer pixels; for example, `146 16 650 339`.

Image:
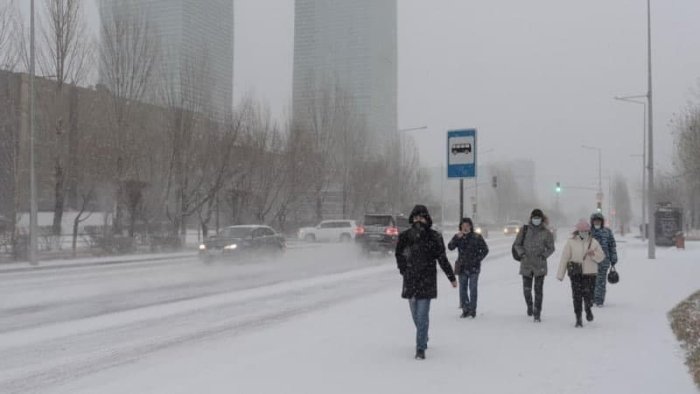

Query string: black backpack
511 225 528 261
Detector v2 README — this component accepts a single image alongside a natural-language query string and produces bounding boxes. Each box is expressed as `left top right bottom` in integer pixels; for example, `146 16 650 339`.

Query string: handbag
608 266 620 284
567 238 592 277
511 226 528 261
566 261 583 277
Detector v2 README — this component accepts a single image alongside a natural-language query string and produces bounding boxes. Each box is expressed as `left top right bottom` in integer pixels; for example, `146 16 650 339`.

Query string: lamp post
616 95 647 240
646 0 656 259
29 0 38 265
582 145 603 212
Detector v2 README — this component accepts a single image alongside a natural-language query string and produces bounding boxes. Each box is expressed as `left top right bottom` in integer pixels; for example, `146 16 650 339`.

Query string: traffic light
555 181 561 193
492 176 497 188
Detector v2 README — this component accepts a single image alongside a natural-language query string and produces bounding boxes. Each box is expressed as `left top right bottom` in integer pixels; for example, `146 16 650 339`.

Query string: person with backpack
557 219 606 327
590 212 618 307
512 209 555 322
395 205 457 360
448 218 489 318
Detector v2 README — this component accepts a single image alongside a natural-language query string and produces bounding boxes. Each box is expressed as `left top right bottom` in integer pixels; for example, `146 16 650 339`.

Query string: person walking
557 219 606 327
395 205 457 360
448 218 489 319
590 212 618 307
512 209 555 322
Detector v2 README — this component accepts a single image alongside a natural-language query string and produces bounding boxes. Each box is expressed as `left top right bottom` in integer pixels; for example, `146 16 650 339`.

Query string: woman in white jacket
557 219 606 327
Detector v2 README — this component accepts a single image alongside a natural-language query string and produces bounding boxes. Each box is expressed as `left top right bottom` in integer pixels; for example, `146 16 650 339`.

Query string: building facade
292 0 397 151
99 0 234 118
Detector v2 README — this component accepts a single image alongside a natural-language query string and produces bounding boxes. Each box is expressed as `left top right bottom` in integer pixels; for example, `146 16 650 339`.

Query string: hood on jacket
590 212 606 227
409 205 433 228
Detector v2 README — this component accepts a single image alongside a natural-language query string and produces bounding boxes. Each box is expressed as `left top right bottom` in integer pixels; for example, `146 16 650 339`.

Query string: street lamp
646 0 656 259
581 145 603 211
29 0 38 264
615 94 647 241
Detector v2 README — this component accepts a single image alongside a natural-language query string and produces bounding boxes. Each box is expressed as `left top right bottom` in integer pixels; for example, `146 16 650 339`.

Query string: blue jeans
409 298 431 351
594 259 612 305
459 272 480 313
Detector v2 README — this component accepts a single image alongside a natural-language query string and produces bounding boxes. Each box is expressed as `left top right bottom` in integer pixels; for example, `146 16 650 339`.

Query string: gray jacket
512 224 555 277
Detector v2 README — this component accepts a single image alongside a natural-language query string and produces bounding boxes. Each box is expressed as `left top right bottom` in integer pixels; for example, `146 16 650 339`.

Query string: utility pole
646 0 656 259
29 0 39 265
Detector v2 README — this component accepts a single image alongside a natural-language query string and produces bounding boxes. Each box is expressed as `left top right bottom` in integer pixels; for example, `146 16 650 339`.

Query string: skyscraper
99 0 233 118
293 0 397 151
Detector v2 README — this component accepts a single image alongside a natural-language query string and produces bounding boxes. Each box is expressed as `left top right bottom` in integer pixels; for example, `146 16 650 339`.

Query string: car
503 220 524 236
298 220 358 243
355 214 410 255
199 225 285 262
474 223 489 238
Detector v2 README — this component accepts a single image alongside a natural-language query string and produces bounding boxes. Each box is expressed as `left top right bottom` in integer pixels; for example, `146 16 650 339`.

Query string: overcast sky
236 0 700 219
19 0 700 219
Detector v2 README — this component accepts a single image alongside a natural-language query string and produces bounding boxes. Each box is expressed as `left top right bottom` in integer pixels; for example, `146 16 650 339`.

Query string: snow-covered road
1 237 697 393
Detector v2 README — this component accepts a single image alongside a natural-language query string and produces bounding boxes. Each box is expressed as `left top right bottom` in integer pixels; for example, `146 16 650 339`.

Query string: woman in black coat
396 205 457 360
448 218 489 318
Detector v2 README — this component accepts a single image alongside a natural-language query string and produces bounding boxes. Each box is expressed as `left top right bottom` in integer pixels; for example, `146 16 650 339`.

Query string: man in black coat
395 205 457 360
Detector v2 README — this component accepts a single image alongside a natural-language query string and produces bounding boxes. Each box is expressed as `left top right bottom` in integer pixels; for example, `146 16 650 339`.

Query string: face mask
531 218 542 226
594 224 602 230
579 231 589 239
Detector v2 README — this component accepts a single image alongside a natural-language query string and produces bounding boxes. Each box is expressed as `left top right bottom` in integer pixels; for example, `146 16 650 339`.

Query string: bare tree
98 0 159 235
71 187 94 257
672 101 700 228
160 52 242 244
0 0 19 70
36 0 93 239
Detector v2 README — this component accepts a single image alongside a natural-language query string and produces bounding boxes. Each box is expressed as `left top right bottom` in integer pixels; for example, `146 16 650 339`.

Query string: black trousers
522 275 544 313
570 274 596 317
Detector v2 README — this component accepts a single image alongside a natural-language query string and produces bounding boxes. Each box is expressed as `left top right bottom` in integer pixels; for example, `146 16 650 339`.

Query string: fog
8 0 700 233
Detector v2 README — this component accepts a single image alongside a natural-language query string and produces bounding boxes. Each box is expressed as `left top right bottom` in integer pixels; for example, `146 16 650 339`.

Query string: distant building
99 0 234 118
293 0 397 151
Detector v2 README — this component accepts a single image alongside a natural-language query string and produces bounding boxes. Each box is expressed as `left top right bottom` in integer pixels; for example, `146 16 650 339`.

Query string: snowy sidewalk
56 241 700 394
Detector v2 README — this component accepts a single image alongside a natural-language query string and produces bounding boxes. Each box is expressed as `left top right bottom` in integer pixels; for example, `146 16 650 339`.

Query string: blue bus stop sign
447 129 477 178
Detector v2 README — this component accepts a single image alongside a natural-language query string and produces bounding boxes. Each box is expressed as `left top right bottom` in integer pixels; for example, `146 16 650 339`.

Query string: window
320 222 334 229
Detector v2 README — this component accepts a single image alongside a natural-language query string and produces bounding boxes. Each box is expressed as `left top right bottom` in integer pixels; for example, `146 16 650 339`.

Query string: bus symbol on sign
451 143 472 155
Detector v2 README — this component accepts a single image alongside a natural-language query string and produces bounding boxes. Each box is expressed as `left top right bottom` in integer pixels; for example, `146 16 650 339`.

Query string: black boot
527 305 533 317
575 316 583 328
533 308 541 322
585 308 594 322
470 310 477 318
415 349 426 360
460 311 469 319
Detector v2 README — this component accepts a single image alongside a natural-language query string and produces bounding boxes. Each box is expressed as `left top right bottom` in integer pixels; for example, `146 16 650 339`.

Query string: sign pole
459 179 464 220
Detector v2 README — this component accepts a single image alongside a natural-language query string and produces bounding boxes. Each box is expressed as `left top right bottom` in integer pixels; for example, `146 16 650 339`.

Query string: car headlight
199 244 207 250
475 228 482 234
504 228 508 233
224 244 238 250
516 228 520 233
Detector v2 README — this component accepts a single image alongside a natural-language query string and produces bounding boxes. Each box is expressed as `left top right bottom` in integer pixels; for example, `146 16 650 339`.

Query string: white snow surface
1 237 698 393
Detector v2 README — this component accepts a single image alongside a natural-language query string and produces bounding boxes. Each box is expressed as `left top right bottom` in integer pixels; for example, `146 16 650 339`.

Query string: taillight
385 227 399 236
355 226 365 235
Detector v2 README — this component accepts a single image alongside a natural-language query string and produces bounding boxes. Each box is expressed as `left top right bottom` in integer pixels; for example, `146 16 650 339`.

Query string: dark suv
355 214 410 255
